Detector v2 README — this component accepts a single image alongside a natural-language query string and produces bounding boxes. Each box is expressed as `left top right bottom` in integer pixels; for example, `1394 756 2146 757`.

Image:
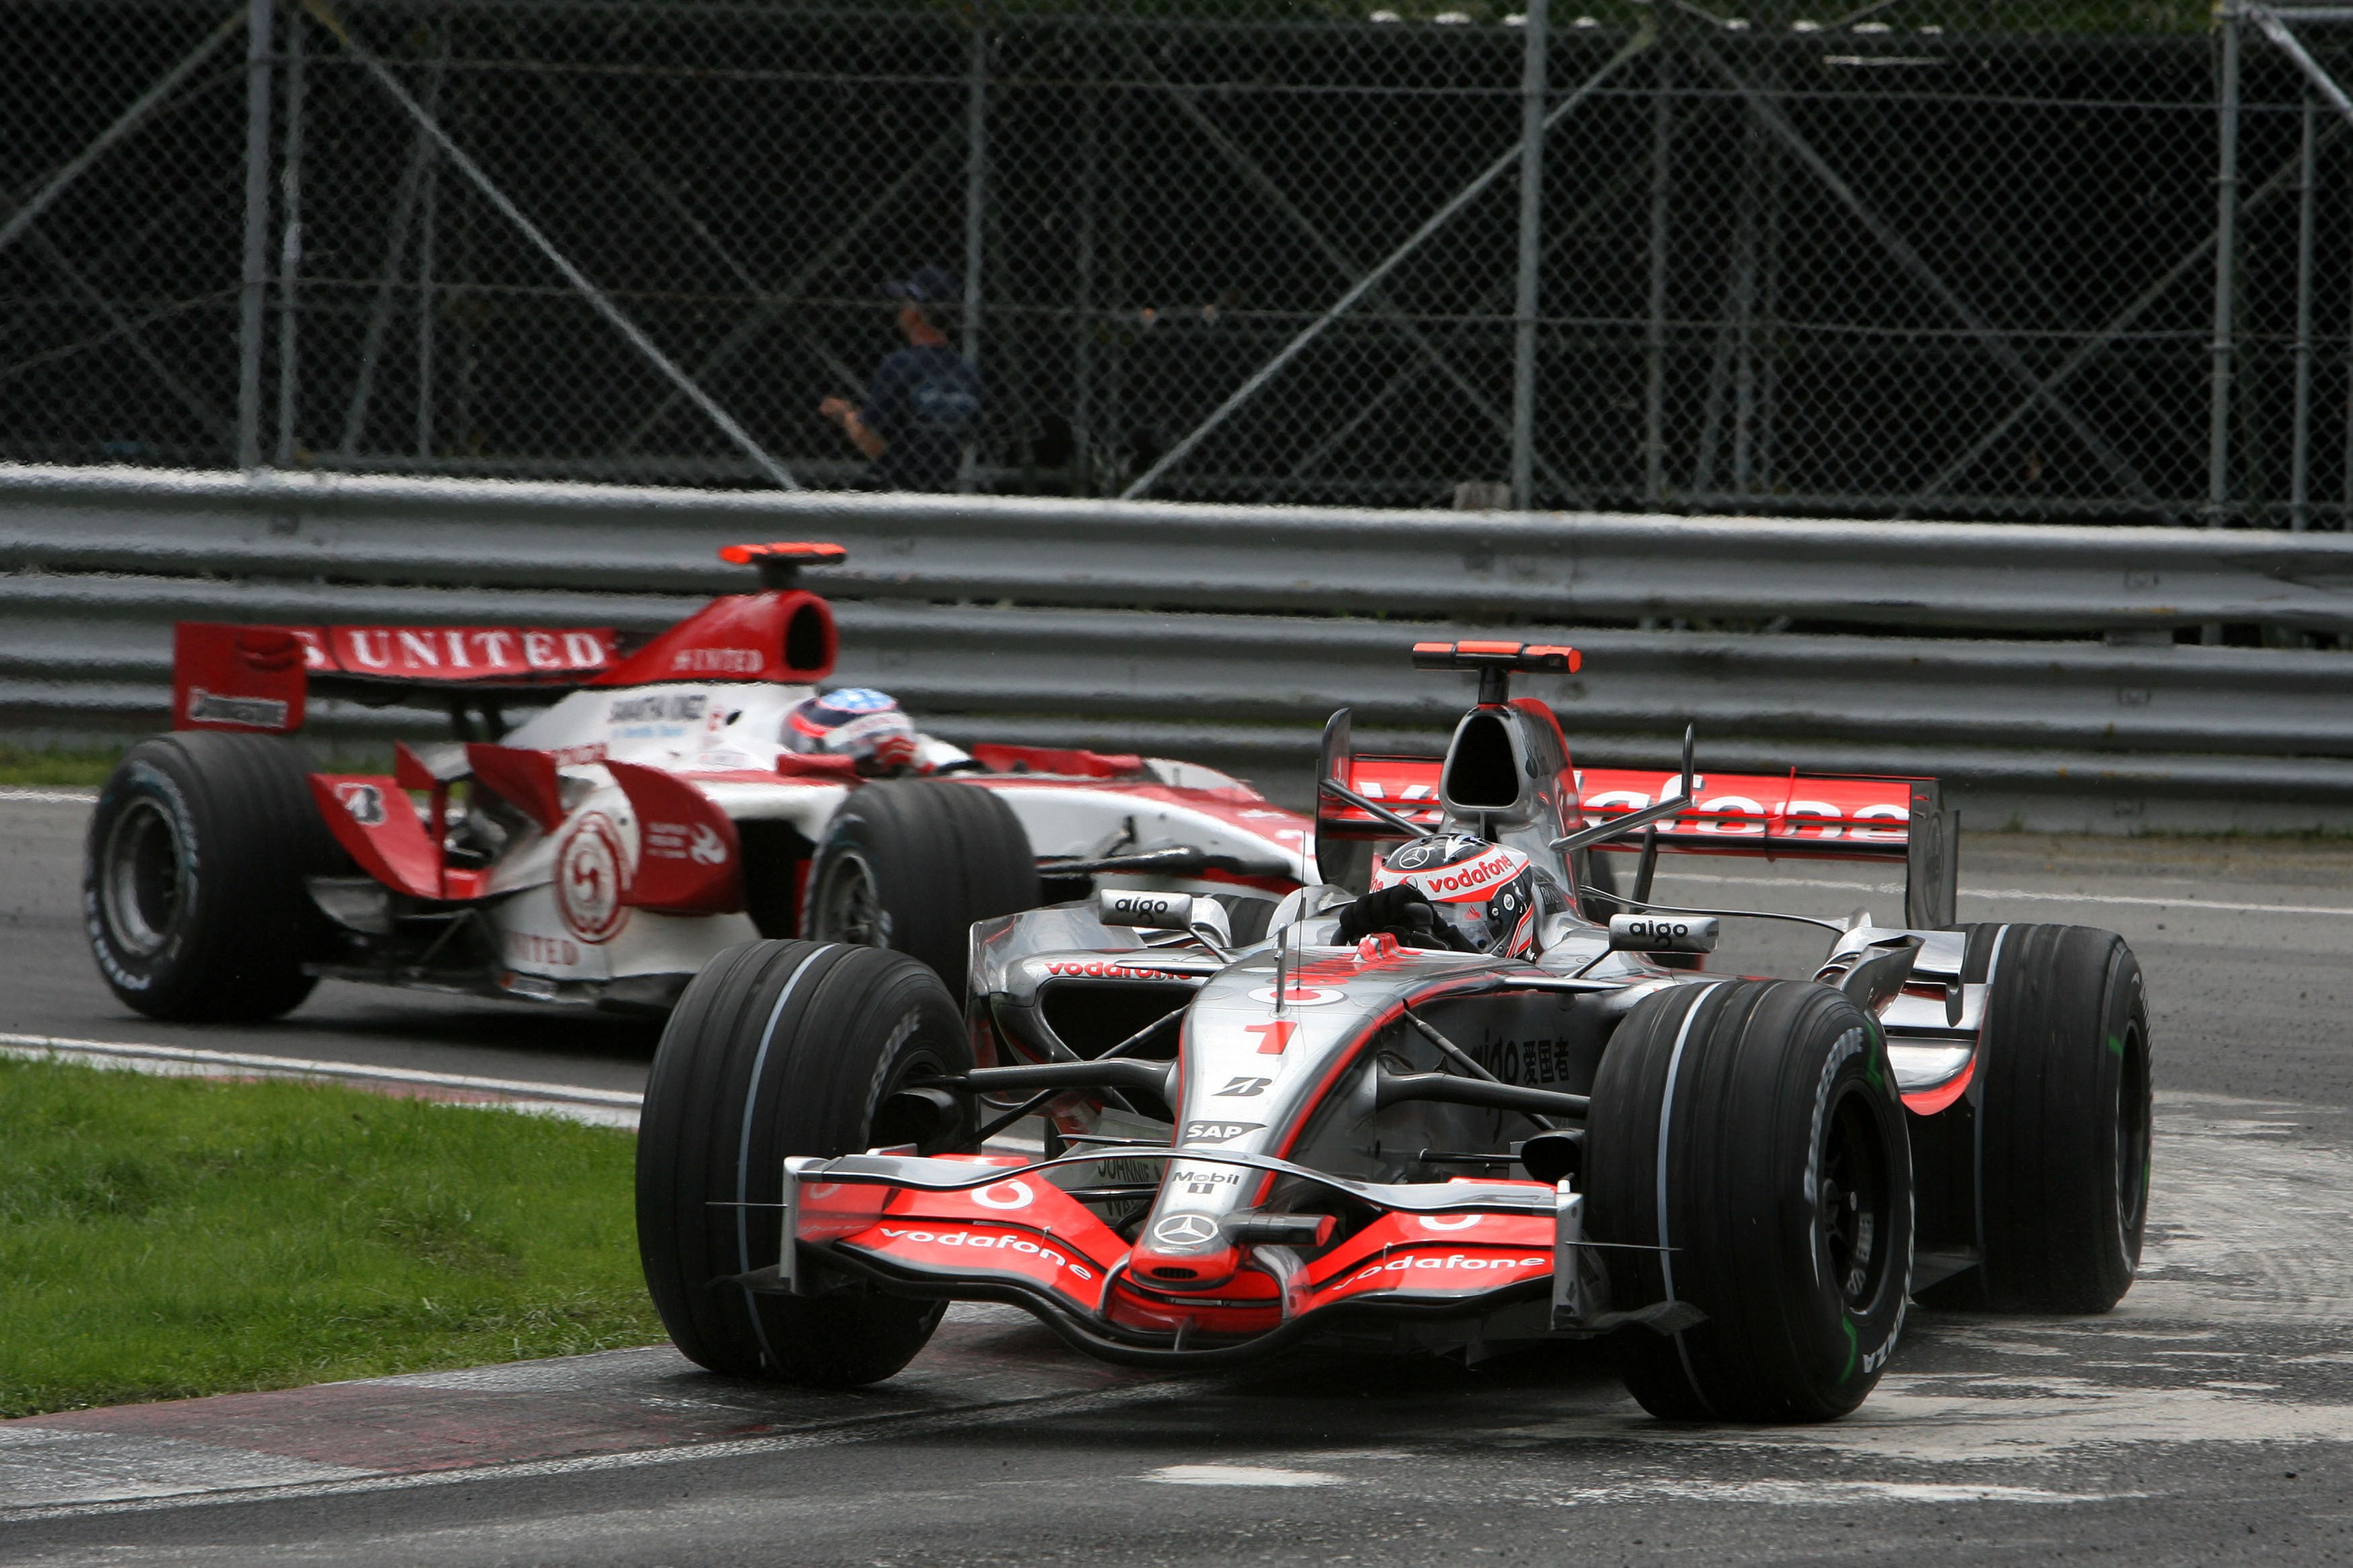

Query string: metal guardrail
12 464 2353 632
7 464 2353 821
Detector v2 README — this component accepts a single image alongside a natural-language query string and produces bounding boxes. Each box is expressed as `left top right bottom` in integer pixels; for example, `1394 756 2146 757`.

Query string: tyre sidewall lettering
85 759 200 993
1801 1027 1909 1389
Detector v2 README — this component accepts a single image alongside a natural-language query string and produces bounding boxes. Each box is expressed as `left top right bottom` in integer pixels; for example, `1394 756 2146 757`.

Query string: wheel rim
2115 1021 2152 1241
810 850 888 948
100 797 186 959
1819 1085 1896 1314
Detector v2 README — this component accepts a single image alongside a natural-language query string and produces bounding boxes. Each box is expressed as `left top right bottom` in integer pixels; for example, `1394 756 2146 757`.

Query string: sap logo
1212 1076 1272 1098
1181 1120 1263 1145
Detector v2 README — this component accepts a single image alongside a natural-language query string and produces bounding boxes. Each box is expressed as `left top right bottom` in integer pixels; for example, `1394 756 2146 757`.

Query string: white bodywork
356 682 1312 1001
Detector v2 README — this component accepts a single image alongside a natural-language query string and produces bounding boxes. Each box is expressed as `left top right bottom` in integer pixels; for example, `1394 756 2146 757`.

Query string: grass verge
0 746 124 788
0 1058 661 1419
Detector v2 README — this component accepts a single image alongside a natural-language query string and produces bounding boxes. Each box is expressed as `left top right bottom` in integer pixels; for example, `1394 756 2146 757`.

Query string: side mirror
1095 888 1234 950
1096 888 1199 930
1607 912 1718 954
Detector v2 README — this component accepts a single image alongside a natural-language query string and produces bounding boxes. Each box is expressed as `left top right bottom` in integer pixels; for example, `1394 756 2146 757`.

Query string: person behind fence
817 266 982 492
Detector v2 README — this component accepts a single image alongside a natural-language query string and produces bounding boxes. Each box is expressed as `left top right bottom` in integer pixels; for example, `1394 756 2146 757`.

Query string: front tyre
1942 922 2151 1313
803 780 1039 996
1586 979 1913 1423
83 732 344 1022
635 940 972 1387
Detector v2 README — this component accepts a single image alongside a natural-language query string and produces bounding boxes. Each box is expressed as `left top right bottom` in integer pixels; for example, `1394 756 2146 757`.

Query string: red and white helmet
783 687 919 771
1369 834 1541 958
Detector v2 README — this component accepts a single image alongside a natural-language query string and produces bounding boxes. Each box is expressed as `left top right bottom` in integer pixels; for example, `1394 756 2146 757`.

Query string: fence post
274 6 306 467
2295 91 2318 532
1644 48 1673 505
2208 5 2243 530
1509 0 1549 511
959 2 990 494
237 0 276 470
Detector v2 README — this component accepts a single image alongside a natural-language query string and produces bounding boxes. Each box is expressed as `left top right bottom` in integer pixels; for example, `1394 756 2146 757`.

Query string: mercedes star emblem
1152 1212 1220 1247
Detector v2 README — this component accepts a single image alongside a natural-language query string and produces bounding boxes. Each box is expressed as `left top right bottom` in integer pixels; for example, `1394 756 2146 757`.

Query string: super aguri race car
82 542 1316 1021
636 640 2153 1422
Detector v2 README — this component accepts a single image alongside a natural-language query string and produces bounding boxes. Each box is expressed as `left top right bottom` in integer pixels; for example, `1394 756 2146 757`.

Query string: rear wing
1322 753 1958 928
173 622 621 735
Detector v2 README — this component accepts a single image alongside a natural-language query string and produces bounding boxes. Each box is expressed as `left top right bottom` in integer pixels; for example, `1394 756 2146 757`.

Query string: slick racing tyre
1931 923 2151 1314
83 732 347 1022
1586 979 1913 1423
803 780 1039 995
637 940 973 1387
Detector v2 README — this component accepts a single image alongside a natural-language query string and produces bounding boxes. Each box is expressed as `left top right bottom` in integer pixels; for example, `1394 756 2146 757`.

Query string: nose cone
1129 1209 1243 1291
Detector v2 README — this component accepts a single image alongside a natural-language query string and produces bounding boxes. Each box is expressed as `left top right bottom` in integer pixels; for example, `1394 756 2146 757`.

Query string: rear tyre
1586 979 1913 1422
803 780 1039 995
1935 923 2151 1313
635 939 973 1387
82 732 344 1022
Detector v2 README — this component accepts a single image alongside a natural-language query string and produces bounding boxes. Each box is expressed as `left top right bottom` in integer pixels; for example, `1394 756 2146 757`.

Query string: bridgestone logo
187 689 288 729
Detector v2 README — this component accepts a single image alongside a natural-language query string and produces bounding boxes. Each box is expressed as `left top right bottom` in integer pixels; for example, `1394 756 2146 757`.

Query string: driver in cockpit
782 688 973 778
1334 831 1550 958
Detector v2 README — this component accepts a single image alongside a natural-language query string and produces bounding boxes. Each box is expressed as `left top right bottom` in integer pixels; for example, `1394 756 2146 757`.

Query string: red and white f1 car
637 641 2153 1422
82 542 1316 1021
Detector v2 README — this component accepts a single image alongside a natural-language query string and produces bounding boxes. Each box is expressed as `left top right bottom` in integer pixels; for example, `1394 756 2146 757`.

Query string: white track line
0 786 97 804
0 1380 1183 1526
0 1034 641 1126
1654 870 2353 919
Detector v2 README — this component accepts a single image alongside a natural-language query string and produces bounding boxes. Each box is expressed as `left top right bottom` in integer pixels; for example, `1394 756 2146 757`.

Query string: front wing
750 1149 1688 1367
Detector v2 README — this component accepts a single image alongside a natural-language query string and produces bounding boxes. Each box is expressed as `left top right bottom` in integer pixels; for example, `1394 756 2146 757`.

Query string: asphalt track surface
7 789 2353 1563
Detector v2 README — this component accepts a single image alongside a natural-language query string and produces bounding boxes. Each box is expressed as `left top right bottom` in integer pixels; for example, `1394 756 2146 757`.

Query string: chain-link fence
17 0 2353 526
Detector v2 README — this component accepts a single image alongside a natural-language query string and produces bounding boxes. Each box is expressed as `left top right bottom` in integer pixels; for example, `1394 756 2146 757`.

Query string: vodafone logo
1347 1252 1548 1284
555 813 629 943
969 1180 1035 1210
1375 841 1529 902
1044 960 1190 981
1416 848 1519 897
1248 985 1342 1007
875 1226 1093 1281
1418 1213 1484 1232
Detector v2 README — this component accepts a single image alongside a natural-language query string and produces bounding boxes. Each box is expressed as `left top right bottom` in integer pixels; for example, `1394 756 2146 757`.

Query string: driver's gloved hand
1334 884 1466 951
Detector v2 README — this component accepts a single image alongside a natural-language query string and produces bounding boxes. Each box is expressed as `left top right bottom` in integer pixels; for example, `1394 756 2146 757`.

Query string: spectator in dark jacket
819 266 982 492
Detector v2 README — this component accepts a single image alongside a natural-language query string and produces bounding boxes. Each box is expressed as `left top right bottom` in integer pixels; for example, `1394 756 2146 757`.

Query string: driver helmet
783 688 918 768
1369 833 1542 958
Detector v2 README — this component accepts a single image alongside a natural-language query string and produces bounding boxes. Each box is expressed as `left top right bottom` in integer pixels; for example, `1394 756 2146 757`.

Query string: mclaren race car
637 641 2153 1422
83 542 1312 1021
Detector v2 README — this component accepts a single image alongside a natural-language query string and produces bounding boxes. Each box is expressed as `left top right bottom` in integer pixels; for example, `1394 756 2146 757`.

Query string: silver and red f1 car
82 542 1313 1022
637 641 2153 1422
